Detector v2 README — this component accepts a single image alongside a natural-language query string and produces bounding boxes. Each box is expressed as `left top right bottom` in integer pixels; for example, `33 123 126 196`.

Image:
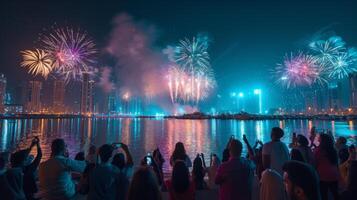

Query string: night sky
1 0 357 110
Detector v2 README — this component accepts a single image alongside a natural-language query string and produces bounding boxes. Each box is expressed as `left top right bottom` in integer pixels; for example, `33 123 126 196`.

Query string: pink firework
275 53 326 88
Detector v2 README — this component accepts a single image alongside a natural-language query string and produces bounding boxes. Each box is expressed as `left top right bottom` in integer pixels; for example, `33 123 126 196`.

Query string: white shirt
262 141 290 175
39 156 86 200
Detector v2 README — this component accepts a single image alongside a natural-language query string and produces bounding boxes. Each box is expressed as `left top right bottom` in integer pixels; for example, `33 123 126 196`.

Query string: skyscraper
349 73 357 108
0 74 7 113
53 80 66 113
80 73 94 115
26 81 42 113
328 82 342 111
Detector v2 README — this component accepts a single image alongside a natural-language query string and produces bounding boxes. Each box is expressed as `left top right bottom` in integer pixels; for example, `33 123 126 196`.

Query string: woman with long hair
170 142 192 167
128 167 162 200
192 154 208 190
165 161 195 200
314 133 340 200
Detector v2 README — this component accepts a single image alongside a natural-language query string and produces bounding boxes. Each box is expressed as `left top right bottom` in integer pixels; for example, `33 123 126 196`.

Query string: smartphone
146 156 152 165
113 143 122 149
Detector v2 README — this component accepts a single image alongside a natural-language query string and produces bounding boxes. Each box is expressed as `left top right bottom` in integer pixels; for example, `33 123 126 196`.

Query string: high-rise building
80 73 94 115
52 80 66 113
349 73 357 108
0 74 7 113
26 81 42 113
328 82 342 111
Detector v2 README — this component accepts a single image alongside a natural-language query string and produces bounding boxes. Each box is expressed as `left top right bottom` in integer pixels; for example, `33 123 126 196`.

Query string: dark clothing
320 181 339 200
340 190 357 200
215 157 255 200
23 147 42 199
0 168 26 200
87 163 129 200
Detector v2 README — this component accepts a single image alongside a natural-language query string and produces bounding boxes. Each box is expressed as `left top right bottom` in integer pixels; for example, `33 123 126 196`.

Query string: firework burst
40 27 97 81
167 34 215 104
20 49 53 78
327 48 357 79
309 36 346 64
275 53 326 88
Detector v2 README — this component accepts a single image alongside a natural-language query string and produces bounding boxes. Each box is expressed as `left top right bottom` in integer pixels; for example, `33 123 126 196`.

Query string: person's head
172 160 190 193
339 148 349 164
291 149 305 162
229 139 242 158
192 155 204 181
112 153 126 169
128 167 162 200
88 145 96 155
210 154 221 167
347 160 357 191
172 142 186 160
318 134 338 165
271 127 284 141
283 161 321 200
98 144 114 163
51 138 66 157
10 149 29 168
297 135 309 147
336 136 347 146
74 152 85 161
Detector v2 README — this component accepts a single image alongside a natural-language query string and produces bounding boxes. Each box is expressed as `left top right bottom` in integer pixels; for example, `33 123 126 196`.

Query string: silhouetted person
340 160 357 200
260 169 287 200
166 161 195 200
282 161 321 200
314 134 339 200
170 142 192 167
11 137 42 200
88 144 129 200
262 127 290 175
291 148 306 162
215 139 255 200
192 154 208 190
39 138 86 200
128 167 162 200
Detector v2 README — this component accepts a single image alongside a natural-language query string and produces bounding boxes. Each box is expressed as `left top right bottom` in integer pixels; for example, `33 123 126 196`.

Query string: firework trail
275 53 326 88
167 65 216 103
165 34 216 104
20 49 53 78
40 27 97 81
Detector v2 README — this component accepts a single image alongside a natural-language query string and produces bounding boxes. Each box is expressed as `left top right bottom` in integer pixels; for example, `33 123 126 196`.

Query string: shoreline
1 113 357 121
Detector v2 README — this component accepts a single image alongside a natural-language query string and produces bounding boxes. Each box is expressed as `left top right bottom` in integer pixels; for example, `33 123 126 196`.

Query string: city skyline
1 0 357 115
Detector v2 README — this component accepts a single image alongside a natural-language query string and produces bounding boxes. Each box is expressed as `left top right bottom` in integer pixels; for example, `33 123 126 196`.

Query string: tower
0 74 6 113
53 80 66 113
349 73 357 108
80 73 94 115
26 81 42 113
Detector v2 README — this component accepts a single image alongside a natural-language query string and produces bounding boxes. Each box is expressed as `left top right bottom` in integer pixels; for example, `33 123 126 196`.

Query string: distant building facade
26 81 42 113
52 80 66 113
349 73 357 108
80 73 94 115
328 82 342 111
0 74 6 113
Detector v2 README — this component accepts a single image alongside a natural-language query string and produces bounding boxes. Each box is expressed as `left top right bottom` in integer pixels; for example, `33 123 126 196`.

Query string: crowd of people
0 126 356 200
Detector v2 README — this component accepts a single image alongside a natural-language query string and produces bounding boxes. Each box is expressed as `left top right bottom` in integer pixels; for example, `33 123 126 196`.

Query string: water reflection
0 118 356 173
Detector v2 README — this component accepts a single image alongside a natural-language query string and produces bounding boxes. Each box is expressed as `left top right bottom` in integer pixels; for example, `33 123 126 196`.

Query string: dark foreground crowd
0 127 356 200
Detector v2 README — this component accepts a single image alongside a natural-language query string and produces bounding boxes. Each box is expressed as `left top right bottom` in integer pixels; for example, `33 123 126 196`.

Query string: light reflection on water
1 118 356 173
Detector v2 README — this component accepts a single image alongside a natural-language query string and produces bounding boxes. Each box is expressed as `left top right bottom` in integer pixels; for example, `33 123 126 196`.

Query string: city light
254 89 262 114
238 92 244 98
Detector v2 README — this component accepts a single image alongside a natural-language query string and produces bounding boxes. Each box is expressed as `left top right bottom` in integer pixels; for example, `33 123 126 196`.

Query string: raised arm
200 153 207 168
27 137 42 172
121 143 133 166
243 135 255 160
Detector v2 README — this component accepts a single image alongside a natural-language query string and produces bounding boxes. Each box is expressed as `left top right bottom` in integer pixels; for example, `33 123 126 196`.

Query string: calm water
1 118 356 173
